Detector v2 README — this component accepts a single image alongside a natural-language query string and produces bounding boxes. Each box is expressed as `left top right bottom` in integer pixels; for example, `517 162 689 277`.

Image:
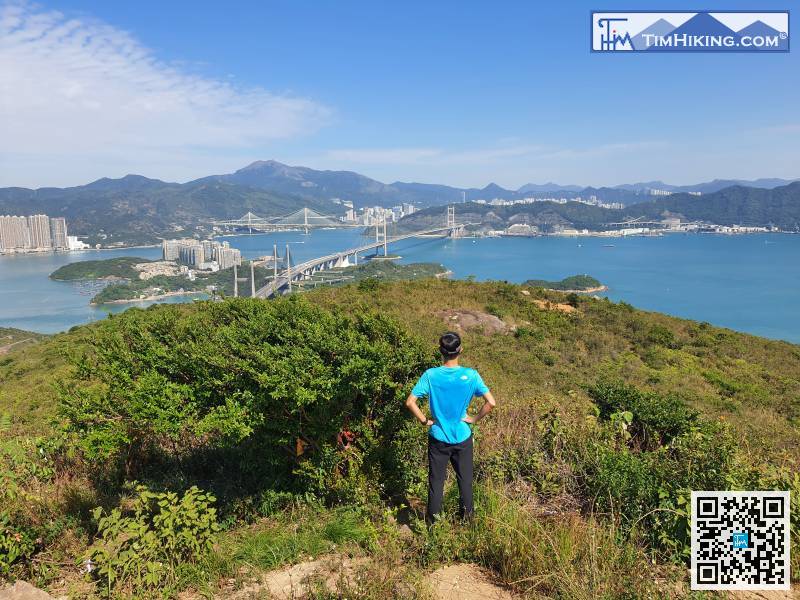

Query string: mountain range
0 160 798 245
397 182 800 233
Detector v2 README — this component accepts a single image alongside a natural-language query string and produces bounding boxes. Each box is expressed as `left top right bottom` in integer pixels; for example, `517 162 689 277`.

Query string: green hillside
0 328 47 355
49 256 151 280
523 274 603 291
0 281 797 597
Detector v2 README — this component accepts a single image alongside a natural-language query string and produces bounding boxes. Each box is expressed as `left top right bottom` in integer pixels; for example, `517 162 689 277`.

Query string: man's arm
462 390 496 424
405 394 433 426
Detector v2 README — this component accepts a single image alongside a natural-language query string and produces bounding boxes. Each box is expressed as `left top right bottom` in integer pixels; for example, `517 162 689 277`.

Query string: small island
523 274 606 293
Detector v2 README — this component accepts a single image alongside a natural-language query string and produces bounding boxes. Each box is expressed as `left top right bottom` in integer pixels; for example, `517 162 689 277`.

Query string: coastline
548 285 608 294
91 290 205 306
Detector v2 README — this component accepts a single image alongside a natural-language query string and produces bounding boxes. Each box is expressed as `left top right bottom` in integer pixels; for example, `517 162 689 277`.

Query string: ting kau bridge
240 206 468 298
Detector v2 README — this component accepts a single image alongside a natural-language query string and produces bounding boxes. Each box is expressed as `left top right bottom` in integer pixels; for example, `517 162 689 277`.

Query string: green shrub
87 485 220 597
59 298 435 504
581 382 747 558
0 511 35 576
588 381 698 448
647 324 677 348
485 303 504 318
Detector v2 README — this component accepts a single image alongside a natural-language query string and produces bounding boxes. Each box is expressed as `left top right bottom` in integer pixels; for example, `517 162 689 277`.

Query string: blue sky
0 0 797 188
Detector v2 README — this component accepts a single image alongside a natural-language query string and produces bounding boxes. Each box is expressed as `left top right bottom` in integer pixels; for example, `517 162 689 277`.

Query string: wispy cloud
0 2 331 186
324 141 663 166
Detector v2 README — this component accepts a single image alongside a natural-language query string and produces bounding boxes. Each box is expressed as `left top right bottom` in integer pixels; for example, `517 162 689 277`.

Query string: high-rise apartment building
50 217 68 249
216 246 242 270
0 216 31 250
0 214 75 253
178 244 205 267
162 238 195 261
27 214 52 249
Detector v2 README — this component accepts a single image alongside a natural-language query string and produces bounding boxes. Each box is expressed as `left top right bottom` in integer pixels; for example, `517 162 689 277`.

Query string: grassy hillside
523 274 603 291
0 328 47 356
0 281 797 597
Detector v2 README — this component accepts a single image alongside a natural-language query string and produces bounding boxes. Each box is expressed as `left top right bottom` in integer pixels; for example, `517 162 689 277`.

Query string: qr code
691 491 791 590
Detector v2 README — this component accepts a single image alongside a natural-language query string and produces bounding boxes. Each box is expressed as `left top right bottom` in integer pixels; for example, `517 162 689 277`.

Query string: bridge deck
254 225 466 298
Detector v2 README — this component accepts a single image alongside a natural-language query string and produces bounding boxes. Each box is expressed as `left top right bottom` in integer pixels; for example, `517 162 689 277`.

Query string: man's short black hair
439 331 462 359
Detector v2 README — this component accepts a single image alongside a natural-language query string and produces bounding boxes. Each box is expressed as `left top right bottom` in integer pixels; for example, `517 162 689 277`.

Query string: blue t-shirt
411 366 489 444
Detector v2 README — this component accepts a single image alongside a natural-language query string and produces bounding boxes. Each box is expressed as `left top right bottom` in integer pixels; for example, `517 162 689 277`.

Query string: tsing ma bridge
254 206 468 298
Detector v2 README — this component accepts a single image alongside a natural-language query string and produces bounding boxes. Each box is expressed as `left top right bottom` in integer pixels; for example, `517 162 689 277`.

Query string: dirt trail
203 558 519 600
727 591 799 600
428 563 519 600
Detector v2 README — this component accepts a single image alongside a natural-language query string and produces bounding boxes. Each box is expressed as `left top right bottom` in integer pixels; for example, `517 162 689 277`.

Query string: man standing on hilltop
405 331 496 524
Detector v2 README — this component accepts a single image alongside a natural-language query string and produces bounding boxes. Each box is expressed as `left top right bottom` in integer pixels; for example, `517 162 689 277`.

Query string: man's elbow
404 396 416 409
485 394 497 409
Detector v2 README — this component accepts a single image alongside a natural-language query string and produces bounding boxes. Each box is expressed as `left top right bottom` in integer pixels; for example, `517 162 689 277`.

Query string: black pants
426 434 473 524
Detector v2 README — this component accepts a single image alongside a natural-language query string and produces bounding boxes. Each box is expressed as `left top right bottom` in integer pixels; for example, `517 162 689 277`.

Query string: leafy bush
59 297 435 503
581 382 747 557
87 485 220 597
0 511 35 577
588 381 699 449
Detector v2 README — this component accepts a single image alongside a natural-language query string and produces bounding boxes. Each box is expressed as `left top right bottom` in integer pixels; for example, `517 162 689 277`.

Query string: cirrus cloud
0 2 331 186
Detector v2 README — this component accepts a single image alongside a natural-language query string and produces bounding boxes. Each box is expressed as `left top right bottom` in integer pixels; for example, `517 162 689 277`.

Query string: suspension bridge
212 208 354 234
251 206 469 298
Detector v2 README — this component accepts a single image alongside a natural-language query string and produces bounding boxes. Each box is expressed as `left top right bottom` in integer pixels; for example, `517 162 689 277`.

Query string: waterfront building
27 214 52 249
162 238 195 261
50 217 68 249
67 235 90 250
0 216 30 250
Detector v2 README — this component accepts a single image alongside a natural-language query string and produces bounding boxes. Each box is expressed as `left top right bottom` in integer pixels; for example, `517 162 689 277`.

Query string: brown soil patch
222 556 369 599
437 309 514 335
727 591 800 599
427 564 518 600
532 299 576 314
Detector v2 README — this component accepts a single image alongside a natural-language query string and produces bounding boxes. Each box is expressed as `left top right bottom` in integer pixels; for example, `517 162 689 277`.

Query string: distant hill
625 183 800 229
196 160 527 207
399 182 800 231
2 160 799 246
0 177 338 246
615 178 799 194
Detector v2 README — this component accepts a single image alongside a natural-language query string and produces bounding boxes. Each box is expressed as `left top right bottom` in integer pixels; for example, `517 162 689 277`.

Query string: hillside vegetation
91 260 272 303
523 274 603 291
49 257 152 281
0 280 798 597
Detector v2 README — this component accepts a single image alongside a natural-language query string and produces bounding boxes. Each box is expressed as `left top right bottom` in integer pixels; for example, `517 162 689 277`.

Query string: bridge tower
447 205 455 228
250 261 256 297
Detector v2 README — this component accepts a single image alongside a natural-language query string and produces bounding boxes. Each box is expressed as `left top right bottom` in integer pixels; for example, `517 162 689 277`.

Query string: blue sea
0 231 798 343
